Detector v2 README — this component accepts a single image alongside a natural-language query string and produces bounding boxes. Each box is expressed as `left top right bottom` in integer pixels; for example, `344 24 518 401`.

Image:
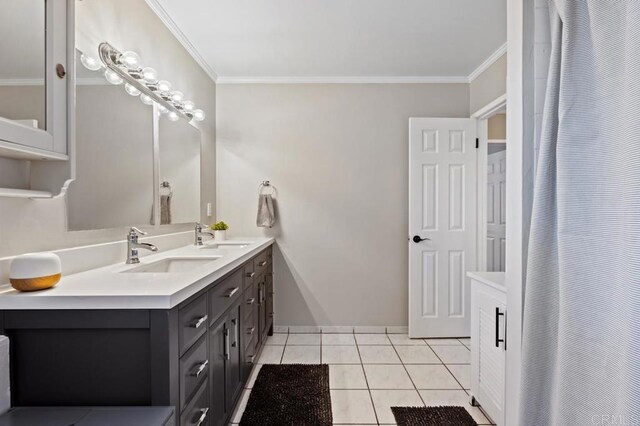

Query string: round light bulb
104 69 123 85
167 111 180 122
193 109 205 121
80 54 102 71
182 100 195 111
157 80 172 93
124 83 141 97
157 105 168 114
170 91 184 102
139 94 153 105
119 51 141 70
142 67 158 84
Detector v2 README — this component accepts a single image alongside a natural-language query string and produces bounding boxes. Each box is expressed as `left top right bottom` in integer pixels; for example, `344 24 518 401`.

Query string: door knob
412 235 430 243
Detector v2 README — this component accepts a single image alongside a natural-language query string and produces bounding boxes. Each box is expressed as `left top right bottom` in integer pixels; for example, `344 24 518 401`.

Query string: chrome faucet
126 227 158 264
195 223 214 246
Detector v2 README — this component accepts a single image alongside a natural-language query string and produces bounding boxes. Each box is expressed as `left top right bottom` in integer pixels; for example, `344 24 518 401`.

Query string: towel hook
258 180 276 196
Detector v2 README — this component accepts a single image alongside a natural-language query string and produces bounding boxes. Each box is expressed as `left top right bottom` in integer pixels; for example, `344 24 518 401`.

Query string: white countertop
467 271 506 293
0 238 274 310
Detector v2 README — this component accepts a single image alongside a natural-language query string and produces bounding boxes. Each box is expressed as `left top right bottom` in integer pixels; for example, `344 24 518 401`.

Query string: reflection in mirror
0 0 45 130
67 49 154 231
157 117 201 225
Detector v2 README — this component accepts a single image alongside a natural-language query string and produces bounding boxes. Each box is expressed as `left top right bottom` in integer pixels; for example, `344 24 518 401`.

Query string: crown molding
468 42 507 83
216 75 469 85
144 0 218 83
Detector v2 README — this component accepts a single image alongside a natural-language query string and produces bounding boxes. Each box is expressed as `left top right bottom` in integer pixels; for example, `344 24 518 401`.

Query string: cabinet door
209 317 227 426
258 278 267 343
226 301 243 412
471 286 506 425
266 272 274 332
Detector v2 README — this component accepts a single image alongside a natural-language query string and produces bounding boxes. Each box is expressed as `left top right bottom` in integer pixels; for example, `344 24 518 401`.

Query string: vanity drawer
208 270 242 325
180 379 209 426
179 333 208 412
243 289 256 321
179 294 208 356
255 251 268 275
244 312 256 348
243 262 256 291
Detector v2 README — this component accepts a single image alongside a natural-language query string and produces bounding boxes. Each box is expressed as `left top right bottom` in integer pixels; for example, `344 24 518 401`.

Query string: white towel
256 194 276 228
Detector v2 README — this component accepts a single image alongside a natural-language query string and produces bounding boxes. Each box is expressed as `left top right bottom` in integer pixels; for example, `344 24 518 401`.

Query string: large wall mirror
0 0 46 131
67 0 202 231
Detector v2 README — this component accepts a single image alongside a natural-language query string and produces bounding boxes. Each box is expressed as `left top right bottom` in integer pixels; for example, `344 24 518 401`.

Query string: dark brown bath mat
240 364 332 426
392 406 478 426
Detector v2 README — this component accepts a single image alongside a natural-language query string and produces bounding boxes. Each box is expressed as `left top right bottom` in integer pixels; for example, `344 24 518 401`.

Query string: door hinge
476 138 479 149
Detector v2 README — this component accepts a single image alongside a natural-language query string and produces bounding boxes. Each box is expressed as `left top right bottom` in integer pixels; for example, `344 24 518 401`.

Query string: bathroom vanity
0 239 274 426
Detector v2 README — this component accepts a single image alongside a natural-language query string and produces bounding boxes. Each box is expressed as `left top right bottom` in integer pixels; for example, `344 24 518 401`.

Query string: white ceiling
153 0 506 81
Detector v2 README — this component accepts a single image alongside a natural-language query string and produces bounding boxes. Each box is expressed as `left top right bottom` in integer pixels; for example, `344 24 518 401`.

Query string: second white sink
123 256 222 273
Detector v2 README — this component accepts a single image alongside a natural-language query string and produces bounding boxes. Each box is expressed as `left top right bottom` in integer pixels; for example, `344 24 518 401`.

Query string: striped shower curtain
520 1 640 425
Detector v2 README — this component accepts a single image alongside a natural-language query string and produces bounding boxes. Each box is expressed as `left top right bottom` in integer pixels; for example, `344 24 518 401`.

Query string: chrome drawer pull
246 297 256 305
191 315 208 329
268 313 274 318
245 272 256 278
224 328 230 360
194 407 209 426
224 287 239 298
248 355 255 364
258 261 267 267
247 327 255 335
191 360 209 378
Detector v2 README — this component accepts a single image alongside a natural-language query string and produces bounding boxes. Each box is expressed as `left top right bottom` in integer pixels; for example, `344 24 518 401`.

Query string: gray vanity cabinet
0 245 275 426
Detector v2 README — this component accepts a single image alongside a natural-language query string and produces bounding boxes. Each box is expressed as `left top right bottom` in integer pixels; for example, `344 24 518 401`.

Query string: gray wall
0 0 216 258
470 54 507 114
216 83 469 326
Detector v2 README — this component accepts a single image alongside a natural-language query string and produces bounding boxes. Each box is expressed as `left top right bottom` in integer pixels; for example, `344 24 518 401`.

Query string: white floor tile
431 345 471 364
389 334 427 346
418 389 490 424
358 346 401 364
273 326 288 333
330 390 378 424
321 326 354 334
355 334 391 345
265 334 288 345
370 389 424 424
364 364 414 390
286 333 321 345
354 326 386 334
245 364 262 389
386 326 409 334
230 388 251 423
425 338 463 346
257 345 284 364
322 345 361 364
447 364 471 389
329 364 368 389
458 338 472 346
395 346 441 364
288 326 321 333
281 345 320 364
322 333 356 345
405 364 461 389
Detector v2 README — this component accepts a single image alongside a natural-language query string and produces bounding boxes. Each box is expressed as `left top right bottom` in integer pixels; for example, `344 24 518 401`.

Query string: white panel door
409 118 477 337
487 150 507 272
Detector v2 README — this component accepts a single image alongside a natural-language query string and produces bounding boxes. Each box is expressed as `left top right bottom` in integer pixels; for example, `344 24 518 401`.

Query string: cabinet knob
55 63 66 79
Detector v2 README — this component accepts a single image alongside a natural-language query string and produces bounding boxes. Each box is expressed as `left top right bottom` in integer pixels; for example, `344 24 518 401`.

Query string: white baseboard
277 325 409 334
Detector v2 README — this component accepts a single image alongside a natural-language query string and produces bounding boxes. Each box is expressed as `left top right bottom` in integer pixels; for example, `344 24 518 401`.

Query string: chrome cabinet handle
194 407 209 426
245 272 255 278
191 315 208 329
247 327 255 335
191 360 209 378
232 318 238 347
224 328 230 360
258 261 267 267
224 287 239 298
246 297 256 305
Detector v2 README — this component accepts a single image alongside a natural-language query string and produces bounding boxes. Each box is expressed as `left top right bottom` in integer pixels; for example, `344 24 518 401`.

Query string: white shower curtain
521 1 640 425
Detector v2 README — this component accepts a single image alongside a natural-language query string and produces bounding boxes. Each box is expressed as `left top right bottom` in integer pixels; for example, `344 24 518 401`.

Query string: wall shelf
0 188 53 199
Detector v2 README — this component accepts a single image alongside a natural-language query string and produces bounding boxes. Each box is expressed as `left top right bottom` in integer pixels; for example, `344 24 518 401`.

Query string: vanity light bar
97 42 205 122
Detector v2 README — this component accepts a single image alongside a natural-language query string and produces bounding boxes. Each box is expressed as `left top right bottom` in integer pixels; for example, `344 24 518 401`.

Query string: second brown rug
392 406 478 426
240 364 332 426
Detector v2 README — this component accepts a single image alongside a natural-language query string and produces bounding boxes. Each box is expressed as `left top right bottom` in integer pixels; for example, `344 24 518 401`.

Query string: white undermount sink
199 241 250 250
123 256 222 273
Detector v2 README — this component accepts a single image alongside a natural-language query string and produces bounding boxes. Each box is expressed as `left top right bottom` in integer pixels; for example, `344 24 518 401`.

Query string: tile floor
229 332 494 425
